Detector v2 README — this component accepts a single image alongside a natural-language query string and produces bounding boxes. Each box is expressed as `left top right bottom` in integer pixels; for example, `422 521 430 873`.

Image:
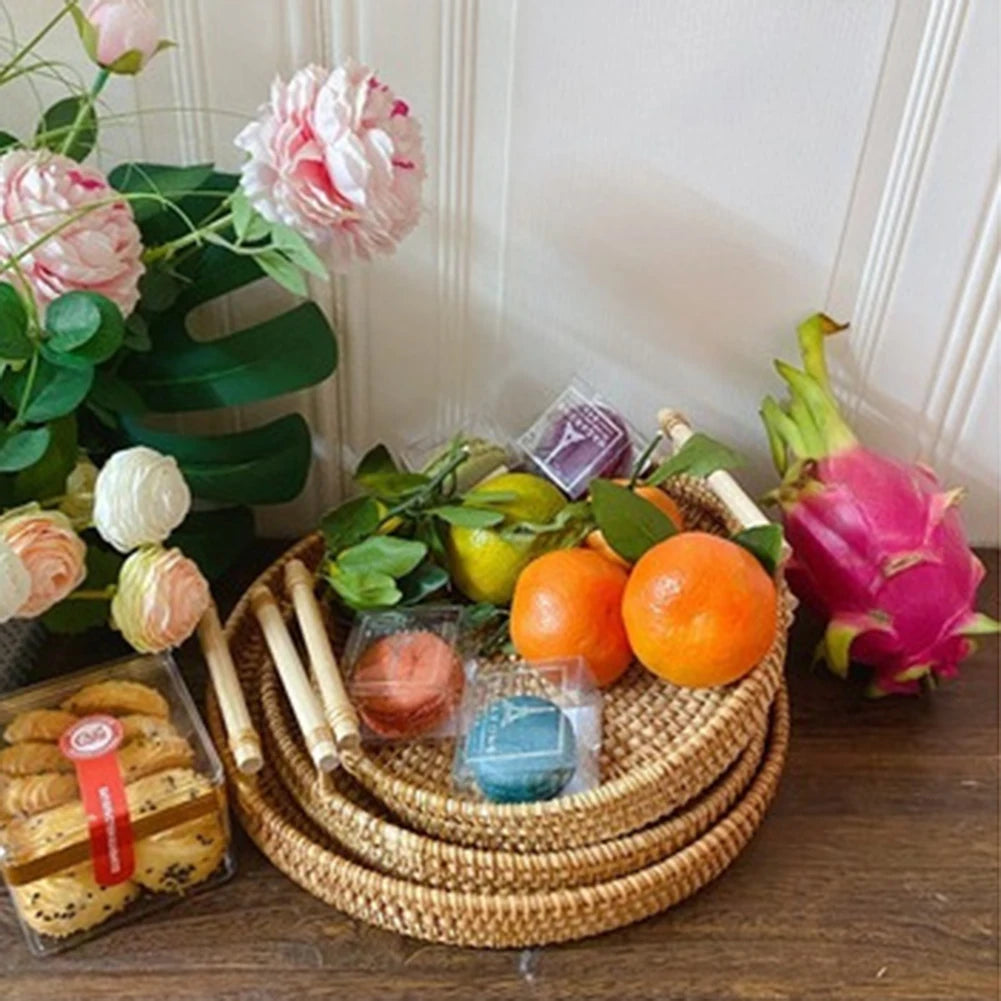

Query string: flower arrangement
0 0 425 654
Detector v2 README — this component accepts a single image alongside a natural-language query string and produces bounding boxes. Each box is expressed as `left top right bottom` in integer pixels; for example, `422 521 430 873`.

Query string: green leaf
0 427 51 472
11 415 76 502
45 292 124 363
123 313 152 352
355 443 399 480
338 536 427 579
0 283 32 360
398 562 450 605
106 48 145 75
41 543 122 634
256 249 308 297
35 96 97 161
138 269 182 313
326 565 401 610
89 370 147 415
108 163 215 223
122 301 336 412
121 413 313 504
231 190 254 240
321 496 382 554
169 506 255 580
270 224 328 279
0 131 19 152
3 359 93 423
590 479 677 562
731 524 785 576
647 432 743 485
430 505 504 528
357 472 430 500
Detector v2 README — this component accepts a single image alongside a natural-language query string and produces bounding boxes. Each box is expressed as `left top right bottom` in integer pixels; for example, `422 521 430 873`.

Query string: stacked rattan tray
206 452 794 947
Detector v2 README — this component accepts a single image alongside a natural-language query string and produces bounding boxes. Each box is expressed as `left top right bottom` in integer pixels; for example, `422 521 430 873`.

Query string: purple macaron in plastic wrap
517 383 639 498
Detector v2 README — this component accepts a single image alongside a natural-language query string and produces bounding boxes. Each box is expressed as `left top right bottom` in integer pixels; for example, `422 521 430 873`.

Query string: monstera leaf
105 164 337 573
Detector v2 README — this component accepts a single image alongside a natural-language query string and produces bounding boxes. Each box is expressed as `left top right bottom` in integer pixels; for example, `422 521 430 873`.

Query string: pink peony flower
235 61 425 271
111 545 210 653
0 149 144 315
84 0 162 72
0 508 87 618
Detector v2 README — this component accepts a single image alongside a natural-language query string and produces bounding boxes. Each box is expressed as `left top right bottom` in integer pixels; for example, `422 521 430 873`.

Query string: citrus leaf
357 472 430 500
731 524 784 575
0 284 32 360
121 413 313 504
355 443 398 480
338 536 427 579
168 506 255 580
398 562 450 605
590 479 677 562
430 505 504 528
647 433 743 485
35 96 97 161
326 566 401 610
0 427 51 472
321 496 382 555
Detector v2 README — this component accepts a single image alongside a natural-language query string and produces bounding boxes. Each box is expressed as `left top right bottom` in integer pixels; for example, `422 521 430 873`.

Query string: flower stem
0 3 74 87
143 211 235 263
66 587 117 601
59 65 110 156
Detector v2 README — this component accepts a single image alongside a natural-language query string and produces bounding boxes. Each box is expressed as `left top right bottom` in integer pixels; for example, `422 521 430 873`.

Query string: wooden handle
658 408 782 534
197 603 263 775
284 560 360 752
250 585 338 773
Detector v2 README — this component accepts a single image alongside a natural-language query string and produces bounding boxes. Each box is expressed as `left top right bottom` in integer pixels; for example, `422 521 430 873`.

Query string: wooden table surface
1 548 997 1001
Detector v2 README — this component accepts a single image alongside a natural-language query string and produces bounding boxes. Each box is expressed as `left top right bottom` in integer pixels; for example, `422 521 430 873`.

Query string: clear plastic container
516 381 641 498
0 653 233 956
453 657 603 803
400 423 513 494
344 606 467 743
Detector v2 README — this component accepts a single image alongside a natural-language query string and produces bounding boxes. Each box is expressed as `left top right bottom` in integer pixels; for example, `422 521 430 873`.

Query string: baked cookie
0 773 78 819
13 864 140 938
119 736 195 783
61 680 168 719
119 714 179 743
125 767 214 819
3 709 78 744
0 742 74 776
133 812 228 894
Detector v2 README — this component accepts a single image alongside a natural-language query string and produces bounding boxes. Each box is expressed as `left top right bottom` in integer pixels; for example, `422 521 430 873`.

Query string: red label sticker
59 715 134 886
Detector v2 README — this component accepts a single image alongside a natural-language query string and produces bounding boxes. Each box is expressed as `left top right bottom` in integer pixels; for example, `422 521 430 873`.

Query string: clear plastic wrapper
453 657 602 803
0 653 233 956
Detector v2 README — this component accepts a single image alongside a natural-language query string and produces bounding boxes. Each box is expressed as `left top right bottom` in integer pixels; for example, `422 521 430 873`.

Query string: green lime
448 473 566 604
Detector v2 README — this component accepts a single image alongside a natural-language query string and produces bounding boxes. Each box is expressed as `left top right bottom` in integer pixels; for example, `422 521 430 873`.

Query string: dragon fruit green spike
760 314 999 697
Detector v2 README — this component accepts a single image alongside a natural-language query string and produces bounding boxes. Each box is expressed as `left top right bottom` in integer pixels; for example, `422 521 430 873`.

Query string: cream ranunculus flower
0 538 32 624
93 446 191 553
111 545 210 653
60 456 100 529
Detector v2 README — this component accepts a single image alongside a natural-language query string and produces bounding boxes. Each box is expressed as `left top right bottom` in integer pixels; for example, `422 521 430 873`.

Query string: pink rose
84 0 161 71
111 545 210 653
0 149 144 315
235 61 425 271
0 508 87 618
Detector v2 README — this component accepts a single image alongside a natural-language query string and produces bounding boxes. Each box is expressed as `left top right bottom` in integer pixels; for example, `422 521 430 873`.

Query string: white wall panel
2 0 997 541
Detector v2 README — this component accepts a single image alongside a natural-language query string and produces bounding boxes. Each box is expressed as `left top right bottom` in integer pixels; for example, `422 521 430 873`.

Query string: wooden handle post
284 560 361 753
197 603 263 775
250 585 338 773
657 409 791 559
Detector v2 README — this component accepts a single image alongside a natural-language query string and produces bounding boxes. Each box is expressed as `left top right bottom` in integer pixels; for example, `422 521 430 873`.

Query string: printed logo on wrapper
59 715 135 886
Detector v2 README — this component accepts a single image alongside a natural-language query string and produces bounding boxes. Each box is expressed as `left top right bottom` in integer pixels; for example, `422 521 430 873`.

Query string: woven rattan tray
207 683 788 947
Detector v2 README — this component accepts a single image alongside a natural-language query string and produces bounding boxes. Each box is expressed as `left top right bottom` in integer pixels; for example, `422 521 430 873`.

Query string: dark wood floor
1 550 997 1001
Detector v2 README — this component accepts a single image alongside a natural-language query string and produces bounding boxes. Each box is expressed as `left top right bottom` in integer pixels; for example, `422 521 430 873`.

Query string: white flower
0 539 31 624
93 447 191 553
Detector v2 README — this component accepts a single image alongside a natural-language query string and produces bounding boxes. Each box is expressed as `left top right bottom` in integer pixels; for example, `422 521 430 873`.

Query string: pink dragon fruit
760 314 999 696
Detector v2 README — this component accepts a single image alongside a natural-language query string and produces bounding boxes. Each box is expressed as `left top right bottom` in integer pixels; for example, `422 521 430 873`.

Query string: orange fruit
511 549 633 687
622 532 777 688
585 480 685 568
